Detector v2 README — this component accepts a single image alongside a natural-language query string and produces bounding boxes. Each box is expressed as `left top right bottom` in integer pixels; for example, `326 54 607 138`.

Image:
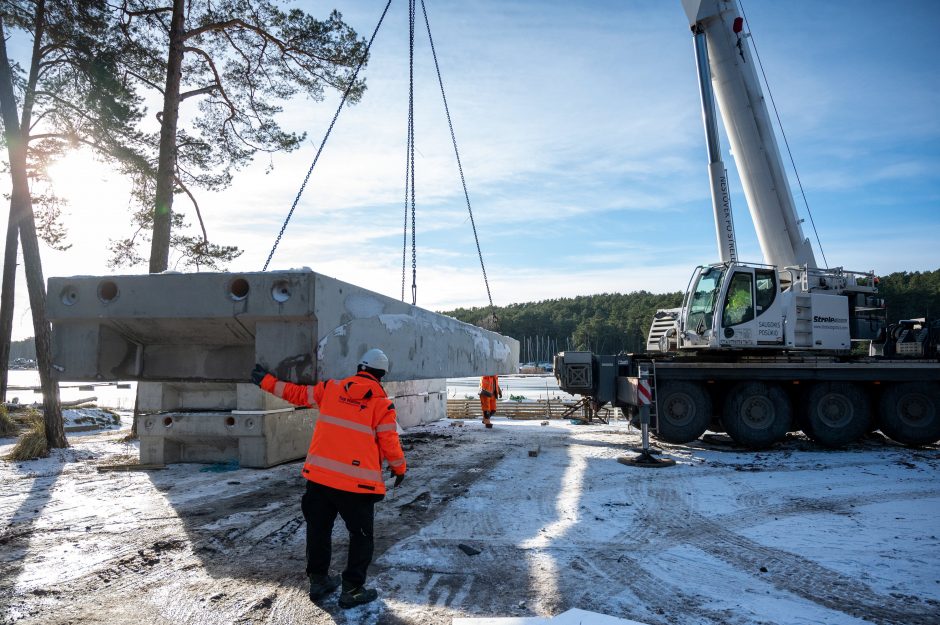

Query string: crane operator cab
654 262 884 353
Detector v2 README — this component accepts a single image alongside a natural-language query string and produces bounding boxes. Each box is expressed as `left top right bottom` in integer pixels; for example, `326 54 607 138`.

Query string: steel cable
419 0 496 317
263 0 394 271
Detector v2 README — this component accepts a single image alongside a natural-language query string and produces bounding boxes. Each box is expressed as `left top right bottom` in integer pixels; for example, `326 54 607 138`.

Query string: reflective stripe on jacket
260 371 406 494
479 375 500 412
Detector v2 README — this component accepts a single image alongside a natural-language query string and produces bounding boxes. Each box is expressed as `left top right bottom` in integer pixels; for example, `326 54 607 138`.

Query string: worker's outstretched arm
375 400 406 478
251 364 326 407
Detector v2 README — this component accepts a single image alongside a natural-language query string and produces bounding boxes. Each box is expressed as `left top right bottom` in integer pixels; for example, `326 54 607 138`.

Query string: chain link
263 0 394 271
409 0 418 306
400 123 412 302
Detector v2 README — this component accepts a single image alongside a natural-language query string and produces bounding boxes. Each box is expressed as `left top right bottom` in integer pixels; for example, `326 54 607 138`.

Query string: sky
3 0 939 339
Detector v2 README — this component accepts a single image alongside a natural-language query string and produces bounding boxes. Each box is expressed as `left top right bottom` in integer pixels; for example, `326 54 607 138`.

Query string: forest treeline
9 339 36 361
442 268 940 356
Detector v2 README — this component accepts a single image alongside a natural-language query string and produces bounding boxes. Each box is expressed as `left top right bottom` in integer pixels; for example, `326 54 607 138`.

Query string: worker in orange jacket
251 348 405 609
479 374 502 428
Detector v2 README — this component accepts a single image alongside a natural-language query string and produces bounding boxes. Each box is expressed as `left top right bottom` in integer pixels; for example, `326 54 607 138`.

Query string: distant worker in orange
251 348 406 609
479 374 502 428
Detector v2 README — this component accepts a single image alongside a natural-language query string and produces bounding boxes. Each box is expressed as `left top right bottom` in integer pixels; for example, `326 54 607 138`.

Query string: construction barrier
446 399 622 422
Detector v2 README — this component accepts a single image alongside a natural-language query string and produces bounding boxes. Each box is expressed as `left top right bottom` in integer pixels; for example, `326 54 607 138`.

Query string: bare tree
0 13 64 446
0 0 145 446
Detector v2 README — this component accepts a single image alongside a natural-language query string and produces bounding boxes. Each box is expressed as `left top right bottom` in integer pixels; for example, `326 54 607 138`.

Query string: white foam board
551 608 652 625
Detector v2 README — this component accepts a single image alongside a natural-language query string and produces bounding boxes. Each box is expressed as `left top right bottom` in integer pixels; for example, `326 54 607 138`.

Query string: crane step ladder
648 360 660 436
794 294 814 348
618 363 675 468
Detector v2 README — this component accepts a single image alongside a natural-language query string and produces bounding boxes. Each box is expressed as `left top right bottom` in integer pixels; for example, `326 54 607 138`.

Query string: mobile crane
554 0 940 449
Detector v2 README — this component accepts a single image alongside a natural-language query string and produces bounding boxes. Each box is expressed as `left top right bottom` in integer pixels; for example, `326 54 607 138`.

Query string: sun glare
44 150 113 195
36 148 135 276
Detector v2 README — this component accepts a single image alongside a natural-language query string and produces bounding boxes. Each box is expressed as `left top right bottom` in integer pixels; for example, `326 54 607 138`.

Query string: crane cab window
687 266 725 334
755 269 776 313
722 272 754 327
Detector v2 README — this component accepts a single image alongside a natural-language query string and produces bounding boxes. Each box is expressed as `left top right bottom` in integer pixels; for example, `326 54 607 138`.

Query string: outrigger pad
617 453 676 468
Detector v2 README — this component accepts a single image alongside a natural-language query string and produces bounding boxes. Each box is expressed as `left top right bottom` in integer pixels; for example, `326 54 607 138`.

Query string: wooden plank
96 463 166 472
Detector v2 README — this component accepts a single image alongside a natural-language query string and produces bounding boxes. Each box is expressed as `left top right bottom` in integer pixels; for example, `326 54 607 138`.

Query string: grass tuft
6 415 49 460
0 405 17 437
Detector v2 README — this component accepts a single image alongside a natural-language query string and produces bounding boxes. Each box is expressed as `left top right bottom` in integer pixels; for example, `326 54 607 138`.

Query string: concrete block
235 383 294 411
137 409 317 468
132 376 441 467
385 378 446 428
48 270 519 383
137 381 239 412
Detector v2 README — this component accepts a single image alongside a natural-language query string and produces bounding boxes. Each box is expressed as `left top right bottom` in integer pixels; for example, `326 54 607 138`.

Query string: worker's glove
497 390 503 399
389 467 405 487
250 364 269 386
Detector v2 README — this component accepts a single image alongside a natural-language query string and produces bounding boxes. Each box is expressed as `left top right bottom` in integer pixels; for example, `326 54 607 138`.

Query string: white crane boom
682 0 817 269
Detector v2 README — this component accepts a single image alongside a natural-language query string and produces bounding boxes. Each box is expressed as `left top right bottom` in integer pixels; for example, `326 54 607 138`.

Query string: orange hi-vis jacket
260 371 406 495
479 375 501 412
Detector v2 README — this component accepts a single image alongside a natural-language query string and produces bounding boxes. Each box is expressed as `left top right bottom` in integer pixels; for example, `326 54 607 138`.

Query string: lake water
6 371 572 409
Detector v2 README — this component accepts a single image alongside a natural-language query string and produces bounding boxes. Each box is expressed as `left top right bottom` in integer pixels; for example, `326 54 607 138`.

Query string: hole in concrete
271 280 291 303
225 416 236 427
60 286 79 306
163 416 173 428
245 418 255 429
97 281 119 303
229 277 250 301
144 419 154 430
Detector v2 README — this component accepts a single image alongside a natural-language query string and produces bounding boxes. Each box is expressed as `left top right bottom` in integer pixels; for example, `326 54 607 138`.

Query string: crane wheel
878 382 940 446
722 382 792 449
802 382 872 448
654 381 711 444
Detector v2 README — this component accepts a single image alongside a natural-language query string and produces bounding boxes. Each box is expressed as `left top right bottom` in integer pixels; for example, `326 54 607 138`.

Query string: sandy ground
1 416 939 625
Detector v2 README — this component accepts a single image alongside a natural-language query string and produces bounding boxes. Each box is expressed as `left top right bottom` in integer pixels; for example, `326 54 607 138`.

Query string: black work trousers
301 480 381 587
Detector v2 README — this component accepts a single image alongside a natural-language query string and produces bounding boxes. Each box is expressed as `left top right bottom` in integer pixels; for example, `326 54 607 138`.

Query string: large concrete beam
47 270 518 383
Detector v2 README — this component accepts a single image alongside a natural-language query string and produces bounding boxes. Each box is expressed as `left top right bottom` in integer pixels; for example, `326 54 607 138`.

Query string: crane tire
654 380 711 444
803 382 872 448
879 382 940 446
722 381 792 449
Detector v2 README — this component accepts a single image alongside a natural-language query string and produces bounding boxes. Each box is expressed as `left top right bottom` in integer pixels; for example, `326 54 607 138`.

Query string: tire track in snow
627 480 939 625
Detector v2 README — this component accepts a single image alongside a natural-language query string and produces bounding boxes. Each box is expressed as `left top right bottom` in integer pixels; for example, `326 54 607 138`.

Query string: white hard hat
359 348 389 373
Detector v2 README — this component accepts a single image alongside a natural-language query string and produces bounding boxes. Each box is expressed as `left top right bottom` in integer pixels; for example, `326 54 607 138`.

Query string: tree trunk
0 0 44 404
0 17 65 448
0 211 18 402
149 0 186 273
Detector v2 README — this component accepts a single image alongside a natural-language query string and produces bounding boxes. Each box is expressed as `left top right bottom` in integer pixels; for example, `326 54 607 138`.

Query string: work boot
308 573 341 601
338 582 379 609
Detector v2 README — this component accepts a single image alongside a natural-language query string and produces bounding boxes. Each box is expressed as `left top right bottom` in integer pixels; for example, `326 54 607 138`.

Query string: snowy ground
1 414 939 625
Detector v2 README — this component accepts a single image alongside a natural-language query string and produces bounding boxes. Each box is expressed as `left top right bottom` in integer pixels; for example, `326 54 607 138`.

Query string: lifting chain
414 0 497 325
402 0 417 305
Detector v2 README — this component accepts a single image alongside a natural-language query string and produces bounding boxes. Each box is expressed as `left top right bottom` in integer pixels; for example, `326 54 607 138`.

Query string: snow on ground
1 414 939 625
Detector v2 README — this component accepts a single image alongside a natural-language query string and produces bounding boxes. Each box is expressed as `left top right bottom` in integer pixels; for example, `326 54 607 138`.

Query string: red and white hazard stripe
637 379 652 405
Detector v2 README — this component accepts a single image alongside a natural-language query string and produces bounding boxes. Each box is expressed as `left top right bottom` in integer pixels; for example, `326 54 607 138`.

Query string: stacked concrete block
137 408 316 468
135 381 312 468
385 378 448 428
